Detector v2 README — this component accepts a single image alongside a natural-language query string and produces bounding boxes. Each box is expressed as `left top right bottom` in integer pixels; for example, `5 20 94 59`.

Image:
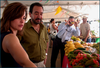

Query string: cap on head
83 16 88 19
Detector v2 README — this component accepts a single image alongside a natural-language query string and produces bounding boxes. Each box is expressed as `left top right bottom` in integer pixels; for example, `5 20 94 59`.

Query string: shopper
18 2 49 67
51 16 80 67
49 18 58 48
1 2 37 67
77 18 81 29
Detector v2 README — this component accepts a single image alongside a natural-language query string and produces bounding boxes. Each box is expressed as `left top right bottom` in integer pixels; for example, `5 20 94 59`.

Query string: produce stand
62 54 100 68
63 36 100 67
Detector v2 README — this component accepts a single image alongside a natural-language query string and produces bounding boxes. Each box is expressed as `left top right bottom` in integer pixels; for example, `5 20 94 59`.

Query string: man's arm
44 27 49 64
84 23 90 42
44 42 49 65
46 42 49 53
73 27 80 36
73 22 80 36
84 30 90 42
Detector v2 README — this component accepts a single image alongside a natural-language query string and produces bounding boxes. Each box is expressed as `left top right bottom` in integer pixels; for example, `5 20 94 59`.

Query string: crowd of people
0 2 91 68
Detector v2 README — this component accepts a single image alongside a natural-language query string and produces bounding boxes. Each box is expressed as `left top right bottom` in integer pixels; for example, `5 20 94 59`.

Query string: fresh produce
67 49 100 67
92 43 100 54
77 48 85 50
82 50 92 54
85 59 99 67
76 38 81 42
71 35 81 42
74 42 84 48
74 50 84 54
71 36 77 41
64 41 76 56
81 41 85 44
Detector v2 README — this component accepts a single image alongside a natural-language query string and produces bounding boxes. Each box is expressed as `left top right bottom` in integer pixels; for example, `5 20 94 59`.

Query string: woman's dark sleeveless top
1 32 21 67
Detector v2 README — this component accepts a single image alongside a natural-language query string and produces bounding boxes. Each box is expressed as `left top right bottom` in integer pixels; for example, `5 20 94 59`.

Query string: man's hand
44 55 47 65
84 38 87 42
74 22 78 28
65 20 70 25
65 22 68 25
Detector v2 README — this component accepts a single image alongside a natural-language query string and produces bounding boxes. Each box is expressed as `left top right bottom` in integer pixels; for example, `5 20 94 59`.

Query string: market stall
62 36 100 67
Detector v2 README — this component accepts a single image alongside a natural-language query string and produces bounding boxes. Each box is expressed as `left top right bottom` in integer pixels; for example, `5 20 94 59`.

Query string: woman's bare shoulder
3 34 19 47
4 34 18 40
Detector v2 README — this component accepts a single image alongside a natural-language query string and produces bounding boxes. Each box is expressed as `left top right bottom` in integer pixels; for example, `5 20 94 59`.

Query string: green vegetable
77 48 86 50
82 50 92 54
91 64 99 67
81 41 85 44
80 58 88 65
86 54 92 60
85 59 95 66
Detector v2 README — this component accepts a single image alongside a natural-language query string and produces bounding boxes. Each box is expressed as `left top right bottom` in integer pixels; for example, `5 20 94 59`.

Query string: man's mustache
36 18 41 20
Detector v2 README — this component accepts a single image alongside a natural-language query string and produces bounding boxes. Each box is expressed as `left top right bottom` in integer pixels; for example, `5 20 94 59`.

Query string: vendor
80 16 91 43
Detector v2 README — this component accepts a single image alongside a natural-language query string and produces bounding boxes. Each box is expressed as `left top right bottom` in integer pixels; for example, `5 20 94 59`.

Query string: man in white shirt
51 16 80 67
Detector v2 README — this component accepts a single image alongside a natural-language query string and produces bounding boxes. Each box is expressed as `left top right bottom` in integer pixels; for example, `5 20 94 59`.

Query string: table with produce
62 36 100 67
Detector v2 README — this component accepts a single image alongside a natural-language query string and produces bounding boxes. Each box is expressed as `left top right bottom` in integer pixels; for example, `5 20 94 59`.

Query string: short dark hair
29 2 43 13
68 16 74 20
50 18 54 23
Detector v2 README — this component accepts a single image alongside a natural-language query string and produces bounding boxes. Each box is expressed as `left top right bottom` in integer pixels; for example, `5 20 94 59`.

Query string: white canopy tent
0 0 100 37
0 0 99 22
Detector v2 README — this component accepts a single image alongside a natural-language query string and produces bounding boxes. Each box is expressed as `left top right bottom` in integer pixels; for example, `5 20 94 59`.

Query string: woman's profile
1 2 37 67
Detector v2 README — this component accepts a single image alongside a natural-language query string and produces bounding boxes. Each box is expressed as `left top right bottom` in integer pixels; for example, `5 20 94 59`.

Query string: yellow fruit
65 54 68 56
71 22 75 24
74 42 80 45
74 42 84 48
66 49 75 55
65 44 70 47
67 41 73 44
68 46 76 50
76 38 81 41
64 47 68 51
65 50 68 54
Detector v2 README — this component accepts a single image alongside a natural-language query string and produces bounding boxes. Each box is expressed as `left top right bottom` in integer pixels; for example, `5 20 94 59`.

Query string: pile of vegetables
68 49 100 67
92 43 100 54
64 41 84 56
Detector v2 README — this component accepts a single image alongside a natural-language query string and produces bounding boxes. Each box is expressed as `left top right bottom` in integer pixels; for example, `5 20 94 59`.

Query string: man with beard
18 2 49 67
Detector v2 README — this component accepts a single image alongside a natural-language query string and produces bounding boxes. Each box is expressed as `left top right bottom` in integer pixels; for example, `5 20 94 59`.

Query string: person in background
18 2 49 67
77 18 81 29
51 16 80 67
49 18 58 48
80 16 91 43
1 2 37 67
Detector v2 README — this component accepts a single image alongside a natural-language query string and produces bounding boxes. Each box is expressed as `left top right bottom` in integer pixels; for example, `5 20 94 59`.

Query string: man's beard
32 18 41 25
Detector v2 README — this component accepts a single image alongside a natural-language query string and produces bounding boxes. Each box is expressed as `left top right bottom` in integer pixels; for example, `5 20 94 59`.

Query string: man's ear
29 12 31 17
